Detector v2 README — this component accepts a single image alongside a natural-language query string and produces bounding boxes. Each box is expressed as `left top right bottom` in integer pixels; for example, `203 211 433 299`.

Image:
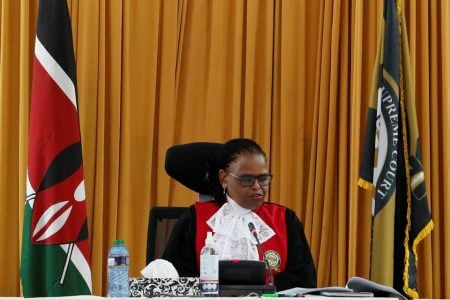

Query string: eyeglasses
227 172 272 187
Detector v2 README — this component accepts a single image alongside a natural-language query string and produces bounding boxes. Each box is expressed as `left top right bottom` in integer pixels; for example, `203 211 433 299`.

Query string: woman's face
219 152 270 210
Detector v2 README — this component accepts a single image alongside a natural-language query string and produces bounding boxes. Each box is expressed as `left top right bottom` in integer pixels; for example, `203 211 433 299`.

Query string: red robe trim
195 201 288 283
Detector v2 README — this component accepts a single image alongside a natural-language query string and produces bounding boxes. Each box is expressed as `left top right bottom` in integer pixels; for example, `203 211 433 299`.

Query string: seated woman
162 138 317 290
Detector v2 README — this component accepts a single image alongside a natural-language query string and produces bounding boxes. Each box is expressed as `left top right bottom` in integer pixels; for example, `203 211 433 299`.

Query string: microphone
248 222 274 287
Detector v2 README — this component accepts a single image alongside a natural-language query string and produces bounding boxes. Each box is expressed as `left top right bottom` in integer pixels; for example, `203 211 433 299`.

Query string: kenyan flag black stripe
36 0 77 86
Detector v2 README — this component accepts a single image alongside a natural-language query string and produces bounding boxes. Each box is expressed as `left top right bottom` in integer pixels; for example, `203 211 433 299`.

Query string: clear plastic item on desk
199 232 219 296
107 239 129 297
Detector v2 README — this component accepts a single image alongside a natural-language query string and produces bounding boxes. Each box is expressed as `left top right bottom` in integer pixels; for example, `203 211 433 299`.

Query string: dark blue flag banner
358 0 433 298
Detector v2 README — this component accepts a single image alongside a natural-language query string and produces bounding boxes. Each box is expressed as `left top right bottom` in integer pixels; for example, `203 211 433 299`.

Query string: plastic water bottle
107 239 129 297
199 232 219 296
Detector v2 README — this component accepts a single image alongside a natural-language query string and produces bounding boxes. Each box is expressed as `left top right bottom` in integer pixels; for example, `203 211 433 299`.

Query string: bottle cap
113 239 125 246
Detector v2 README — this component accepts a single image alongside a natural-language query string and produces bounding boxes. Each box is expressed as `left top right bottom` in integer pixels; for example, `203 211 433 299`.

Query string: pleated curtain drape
0 0 448 298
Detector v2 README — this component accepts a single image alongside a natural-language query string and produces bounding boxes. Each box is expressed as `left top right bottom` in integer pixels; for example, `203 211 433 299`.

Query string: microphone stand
248 222 275 287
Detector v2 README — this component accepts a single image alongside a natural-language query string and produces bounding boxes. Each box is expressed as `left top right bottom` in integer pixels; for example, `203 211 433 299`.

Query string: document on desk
318 291 374 297
346 276 406 300
277 277 406 298
276 286 354 297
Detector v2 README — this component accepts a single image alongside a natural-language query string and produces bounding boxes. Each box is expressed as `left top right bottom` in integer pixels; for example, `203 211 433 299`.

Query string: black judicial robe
162 201 317 291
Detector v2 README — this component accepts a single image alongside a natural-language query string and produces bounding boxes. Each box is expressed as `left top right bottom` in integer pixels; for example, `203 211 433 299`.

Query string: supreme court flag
20 0 92 296
358 0 433 298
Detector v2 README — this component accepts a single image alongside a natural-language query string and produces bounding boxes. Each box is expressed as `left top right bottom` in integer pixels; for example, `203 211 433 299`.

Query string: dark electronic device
219 260 276 296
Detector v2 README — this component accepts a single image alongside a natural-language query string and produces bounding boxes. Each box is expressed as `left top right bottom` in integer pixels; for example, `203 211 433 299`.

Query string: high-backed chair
164 142 223 196
146 206 188 263
146 142 223 263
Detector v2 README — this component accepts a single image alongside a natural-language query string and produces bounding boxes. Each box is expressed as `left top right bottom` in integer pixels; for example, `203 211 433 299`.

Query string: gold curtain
0 0 448 297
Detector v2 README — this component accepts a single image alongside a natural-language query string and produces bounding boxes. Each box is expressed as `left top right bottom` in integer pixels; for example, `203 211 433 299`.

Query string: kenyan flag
20 0 92 297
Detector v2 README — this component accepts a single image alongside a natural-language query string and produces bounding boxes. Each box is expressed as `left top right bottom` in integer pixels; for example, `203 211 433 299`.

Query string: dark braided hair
206 138 266 202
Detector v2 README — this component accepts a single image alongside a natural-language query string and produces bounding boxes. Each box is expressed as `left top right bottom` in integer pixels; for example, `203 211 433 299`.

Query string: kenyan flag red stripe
20 0 92 296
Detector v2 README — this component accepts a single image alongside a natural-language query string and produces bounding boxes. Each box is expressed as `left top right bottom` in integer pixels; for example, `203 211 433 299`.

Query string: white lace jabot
206 196 275 260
